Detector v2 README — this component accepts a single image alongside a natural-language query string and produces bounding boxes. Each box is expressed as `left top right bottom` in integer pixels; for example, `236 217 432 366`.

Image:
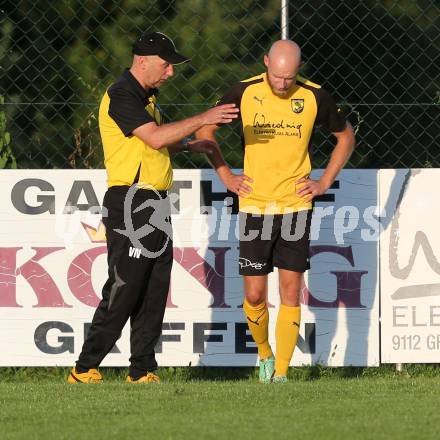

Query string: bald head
267 40 301 70
264 40 302 97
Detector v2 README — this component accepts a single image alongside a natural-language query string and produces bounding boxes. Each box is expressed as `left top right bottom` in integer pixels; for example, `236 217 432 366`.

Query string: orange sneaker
126 372 160 383
67 368 103 384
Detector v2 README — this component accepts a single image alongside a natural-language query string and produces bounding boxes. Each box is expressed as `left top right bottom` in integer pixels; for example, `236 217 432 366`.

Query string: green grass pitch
1 366 440 439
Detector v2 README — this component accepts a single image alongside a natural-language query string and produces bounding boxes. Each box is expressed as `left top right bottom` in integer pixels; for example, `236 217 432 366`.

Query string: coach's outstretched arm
133 104 239 150
195 124 253 197
296 122 356 202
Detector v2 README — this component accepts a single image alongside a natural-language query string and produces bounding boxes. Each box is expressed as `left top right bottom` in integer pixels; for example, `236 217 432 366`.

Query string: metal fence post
281 0 289 40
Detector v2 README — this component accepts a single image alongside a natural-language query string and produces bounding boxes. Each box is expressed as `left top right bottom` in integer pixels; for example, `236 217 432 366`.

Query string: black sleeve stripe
215 83 244 108
315 88 346 133
215 78 264 124
108 86 155 137
297 82 347 133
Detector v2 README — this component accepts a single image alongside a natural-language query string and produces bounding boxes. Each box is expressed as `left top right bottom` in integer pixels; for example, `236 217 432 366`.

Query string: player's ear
263 54 269 67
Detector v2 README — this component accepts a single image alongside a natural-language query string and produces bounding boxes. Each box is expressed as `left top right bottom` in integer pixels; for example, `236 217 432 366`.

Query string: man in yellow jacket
68 32 238 384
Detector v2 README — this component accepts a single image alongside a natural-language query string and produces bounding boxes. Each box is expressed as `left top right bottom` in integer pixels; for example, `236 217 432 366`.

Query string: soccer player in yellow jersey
196 40 355 383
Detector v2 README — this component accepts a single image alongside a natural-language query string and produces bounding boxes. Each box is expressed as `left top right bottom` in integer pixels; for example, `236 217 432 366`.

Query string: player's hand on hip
223 171 253 197
186 139 217 154
201 104 239 125
296 177 327 202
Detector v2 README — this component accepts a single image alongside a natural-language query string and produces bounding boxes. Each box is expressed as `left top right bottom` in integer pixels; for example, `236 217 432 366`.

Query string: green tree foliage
1 0 439 169
292 0 440 168
0 95 17 169
2 0 280 168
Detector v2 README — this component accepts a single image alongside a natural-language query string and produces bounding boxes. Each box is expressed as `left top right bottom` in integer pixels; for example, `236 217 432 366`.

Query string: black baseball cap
132 31 189 65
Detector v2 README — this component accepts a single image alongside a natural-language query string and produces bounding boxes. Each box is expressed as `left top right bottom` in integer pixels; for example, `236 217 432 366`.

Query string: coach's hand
295 177 328 202
222 170 253 197
201 104 239 125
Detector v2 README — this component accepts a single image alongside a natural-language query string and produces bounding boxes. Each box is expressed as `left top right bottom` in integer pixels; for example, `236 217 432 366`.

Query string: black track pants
76 185 172 377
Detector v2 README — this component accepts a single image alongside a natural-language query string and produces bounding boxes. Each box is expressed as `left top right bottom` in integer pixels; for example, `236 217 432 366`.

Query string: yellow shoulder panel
241 73 265 83
296 74 321 89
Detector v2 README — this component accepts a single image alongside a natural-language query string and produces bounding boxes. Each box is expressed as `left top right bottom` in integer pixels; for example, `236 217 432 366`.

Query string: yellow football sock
243 299 273 360
275 304 301 377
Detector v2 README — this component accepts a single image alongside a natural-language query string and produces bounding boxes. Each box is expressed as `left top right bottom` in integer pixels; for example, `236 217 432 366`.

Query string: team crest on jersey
291 99 304 114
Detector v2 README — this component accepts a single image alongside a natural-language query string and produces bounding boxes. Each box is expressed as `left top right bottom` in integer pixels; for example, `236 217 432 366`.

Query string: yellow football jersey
217 73 346 214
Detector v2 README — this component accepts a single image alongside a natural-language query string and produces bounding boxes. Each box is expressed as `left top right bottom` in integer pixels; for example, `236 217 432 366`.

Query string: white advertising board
380 169 440 363
0 169 379 366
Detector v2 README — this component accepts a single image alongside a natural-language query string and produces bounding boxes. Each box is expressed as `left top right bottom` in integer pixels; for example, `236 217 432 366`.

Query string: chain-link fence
1 0 439 170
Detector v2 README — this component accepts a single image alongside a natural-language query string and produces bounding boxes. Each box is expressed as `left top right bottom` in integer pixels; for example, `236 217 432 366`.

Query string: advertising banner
380 169 440 363
0 169 379 366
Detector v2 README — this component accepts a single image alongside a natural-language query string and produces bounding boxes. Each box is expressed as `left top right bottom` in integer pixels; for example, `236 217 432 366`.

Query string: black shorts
238 210 312 276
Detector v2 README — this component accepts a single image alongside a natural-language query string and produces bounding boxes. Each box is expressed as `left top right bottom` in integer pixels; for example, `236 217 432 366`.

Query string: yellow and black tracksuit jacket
98 68 172 190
